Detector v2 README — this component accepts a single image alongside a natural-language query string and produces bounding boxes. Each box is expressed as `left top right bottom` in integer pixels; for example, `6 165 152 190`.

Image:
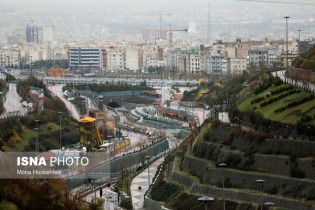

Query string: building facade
107 50 124 72
229 58 247 75
125 47 139 71
248 49 269 68
186 53 200 73
0 49 20 68
167 48 186 72
68 48 100 69
206 54 224 74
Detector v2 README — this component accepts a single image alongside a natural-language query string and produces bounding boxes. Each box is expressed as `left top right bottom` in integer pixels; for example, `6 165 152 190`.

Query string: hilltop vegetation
0 179 87 210
239 83 315 125
292 44 315 70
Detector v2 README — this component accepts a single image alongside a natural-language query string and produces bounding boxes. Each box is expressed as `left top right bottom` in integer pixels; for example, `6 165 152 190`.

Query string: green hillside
238 84 315 124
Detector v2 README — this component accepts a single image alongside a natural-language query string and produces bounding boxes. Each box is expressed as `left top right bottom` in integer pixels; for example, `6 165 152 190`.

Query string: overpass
15 75 199 86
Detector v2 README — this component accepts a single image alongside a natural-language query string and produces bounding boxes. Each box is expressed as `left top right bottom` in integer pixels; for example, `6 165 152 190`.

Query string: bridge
14 75 199 86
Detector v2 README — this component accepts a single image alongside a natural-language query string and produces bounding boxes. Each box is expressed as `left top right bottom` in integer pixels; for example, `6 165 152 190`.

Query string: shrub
275 94 315 113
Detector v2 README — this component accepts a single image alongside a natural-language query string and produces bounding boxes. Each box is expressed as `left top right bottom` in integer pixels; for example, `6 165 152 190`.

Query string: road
0 83 28 118
273 70 315 92
130 157 164 209
48 84 80 120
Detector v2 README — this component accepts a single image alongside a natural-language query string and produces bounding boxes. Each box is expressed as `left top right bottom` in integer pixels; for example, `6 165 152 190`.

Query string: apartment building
146 58 164 68
186 53 200 73
229 58 247 75
107 50 124 72
206 54 224 74
26 25 54 44
125 47 139 71
0 49 20 68
248 49 269 68
167 48 186 72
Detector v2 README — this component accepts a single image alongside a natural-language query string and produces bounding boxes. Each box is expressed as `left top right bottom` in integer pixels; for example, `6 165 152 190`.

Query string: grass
238 84 315 124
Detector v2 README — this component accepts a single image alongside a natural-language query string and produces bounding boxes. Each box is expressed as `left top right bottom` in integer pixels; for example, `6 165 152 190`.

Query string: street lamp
218 163 227 210
198 196 214 210
284 17 290 73
145 156 151 186
264 202 274 210
29 56 33 77
256 179 266 210
58 112 63 149
91 179 97 204
201 92 207 124
35 119 40 153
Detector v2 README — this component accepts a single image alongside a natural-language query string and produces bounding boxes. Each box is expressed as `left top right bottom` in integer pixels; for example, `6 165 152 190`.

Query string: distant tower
188 21 197 33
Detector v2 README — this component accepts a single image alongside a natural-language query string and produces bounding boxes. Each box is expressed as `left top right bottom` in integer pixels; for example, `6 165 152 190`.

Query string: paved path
273 70 315 92
131 157 164 210
48 84 80 120
0 83 28 118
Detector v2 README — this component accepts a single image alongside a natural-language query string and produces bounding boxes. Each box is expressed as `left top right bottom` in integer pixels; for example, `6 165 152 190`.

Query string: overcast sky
1 0 314 41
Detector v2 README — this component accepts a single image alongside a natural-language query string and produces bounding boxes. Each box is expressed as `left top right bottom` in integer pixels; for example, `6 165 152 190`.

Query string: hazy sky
1 0 314 41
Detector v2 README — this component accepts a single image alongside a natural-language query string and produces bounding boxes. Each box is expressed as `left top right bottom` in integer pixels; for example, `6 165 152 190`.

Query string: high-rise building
26 25 43 43
26 25 54 44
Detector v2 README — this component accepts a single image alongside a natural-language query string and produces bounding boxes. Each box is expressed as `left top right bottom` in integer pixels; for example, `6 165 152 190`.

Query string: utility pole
30 56 33 77
58 111 62 149
284 17 290 72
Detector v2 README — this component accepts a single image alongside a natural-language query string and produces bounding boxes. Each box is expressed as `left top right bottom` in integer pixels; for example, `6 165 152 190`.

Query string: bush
119 198 132 209
270 85 294 95
151 182 179 202
251 96 265 104
260 89 301 107
275 94 315 113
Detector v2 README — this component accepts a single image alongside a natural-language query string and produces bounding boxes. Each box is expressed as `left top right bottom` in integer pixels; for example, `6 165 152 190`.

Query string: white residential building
125 47 139 71
186 53 200 73
146 58 164 68
107 50 124 72
0 49 20 68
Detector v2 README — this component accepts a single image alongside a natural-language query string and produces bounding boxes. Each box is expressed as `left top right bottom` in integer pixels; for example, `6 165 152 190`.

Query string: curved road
48 84 80 120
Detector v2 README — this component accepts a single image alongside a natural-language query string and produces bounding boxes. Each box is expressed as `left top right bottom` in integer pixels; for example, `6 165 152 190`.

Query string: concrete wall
171 171 315 210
